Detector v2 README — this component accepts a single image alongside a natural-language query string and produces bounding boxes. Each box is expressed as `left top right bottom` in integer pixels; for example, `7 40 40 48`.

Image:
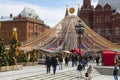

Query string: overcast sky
0 0 98 27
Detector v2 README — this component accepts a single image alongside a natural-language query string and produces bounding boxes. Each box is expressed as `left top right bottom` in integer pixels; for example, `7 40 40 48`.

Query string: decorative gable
104 3 111 10
95 4 102 11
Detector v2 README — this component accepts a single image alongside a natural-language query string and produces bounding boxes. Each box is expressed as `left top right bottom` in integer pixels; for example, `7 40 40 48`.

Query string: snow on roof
115 8 120 14
19 7 40 20
0 16 13 21
98 0 120 10
0 7 41 22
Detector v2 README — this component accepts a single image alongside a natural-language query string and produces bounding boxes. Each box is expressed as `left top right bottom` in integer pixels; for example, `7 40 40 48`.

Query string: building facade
78 0 120 44
0 7 49 44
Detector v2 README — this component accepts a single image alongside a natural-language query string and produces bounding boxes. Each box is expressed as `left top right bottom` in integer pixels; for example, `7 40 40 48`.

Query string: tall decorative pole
75 20 84 54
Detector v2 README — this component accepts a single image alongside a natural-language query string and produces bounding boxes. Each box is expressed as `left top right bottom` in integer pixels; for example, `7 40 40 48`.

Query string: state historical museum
0 7 49 44
78 0 120 44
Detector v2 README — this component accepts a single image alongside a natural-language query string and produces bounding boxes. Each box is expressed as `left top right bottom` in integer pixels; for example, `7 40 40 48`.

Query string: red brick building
0 7 49 44
78 0 120 44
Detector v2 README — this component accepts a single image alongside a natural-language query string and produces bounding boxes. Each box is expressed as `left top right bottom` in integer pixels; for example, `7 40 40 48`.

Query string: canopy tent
22 46 33 52
40 48 58 53
47 48 55 50
63 50 72 54
21 15 120 54
70 48 83 55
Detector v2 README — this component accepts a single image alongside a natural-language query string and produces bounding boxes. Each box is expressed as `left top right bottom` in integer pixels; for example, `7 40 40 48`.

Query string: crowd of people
44 52 119 80
45 54 70 75
44 52 93 76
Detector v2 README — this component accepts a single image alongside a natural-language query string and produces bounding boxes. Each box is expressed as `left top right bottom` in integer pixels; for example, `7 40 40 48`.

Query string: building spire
65 5 69 17
77 4 80 16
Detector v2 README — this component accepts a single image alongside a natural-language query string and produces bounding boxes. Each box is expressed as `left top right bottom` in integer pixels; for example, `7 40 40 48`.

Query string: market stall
102 50 116 66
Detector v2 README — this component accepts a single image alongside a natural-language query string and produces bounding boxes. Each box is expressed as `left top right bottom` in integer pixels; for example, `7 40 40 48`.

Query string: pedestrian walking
95 55 100 65
51 56 58 75
45 56 51 74
77 62 83 78
65 56 69 66
74 54 78 66
58 55 63 70
113 66 119 80
81 58 87 70
71 54 75 67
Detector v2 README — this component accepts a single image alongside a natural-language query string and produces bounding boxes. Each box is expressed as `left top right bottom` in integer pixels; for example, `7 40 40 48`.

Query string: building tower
65 5 69 17
83 0 91 9
78 0 93 29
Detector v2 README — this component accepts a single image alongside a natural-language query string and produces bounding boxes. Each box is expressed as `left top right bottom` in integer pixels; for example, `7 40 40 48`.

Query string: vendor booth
102 50 116 66
38 48 59 64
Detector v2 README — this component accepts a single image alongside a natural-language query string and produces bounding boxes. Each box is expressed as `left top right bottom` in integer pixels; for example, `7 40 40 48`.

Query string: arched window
96 16 102 23
105 28 110 36
99 16 101 22
115 27 120 36
97 28 101 35
105 15 110 22
105 16 108 22
96 16 99 22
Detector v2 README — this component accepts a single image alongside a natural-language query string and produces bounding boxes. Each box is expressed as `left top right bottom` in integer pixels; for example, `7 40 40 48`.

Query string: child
77 62 83 78
85 65 92 80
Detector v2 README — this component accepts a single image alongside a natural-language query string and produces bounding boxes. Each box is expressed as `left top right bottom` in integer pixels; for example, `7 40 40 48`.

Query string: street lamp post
75 20 84 54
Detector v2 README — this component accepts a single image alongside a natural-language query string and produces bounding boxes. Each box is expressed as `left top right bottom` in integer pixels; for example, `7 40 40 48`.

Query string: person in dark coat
113 66 119 80
45 56 51 74
58 56 63 70
95 56 100 65
65 56 69 66
77 62 83 78
78 55 82 63
74 54 78 66
81 58 87 70
51 56 58 74
71 54 75 67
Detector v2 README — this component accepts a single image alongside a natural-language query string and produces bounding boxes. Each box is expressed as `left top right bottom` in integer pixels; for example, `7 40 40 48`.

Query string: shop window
105 28 110 36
